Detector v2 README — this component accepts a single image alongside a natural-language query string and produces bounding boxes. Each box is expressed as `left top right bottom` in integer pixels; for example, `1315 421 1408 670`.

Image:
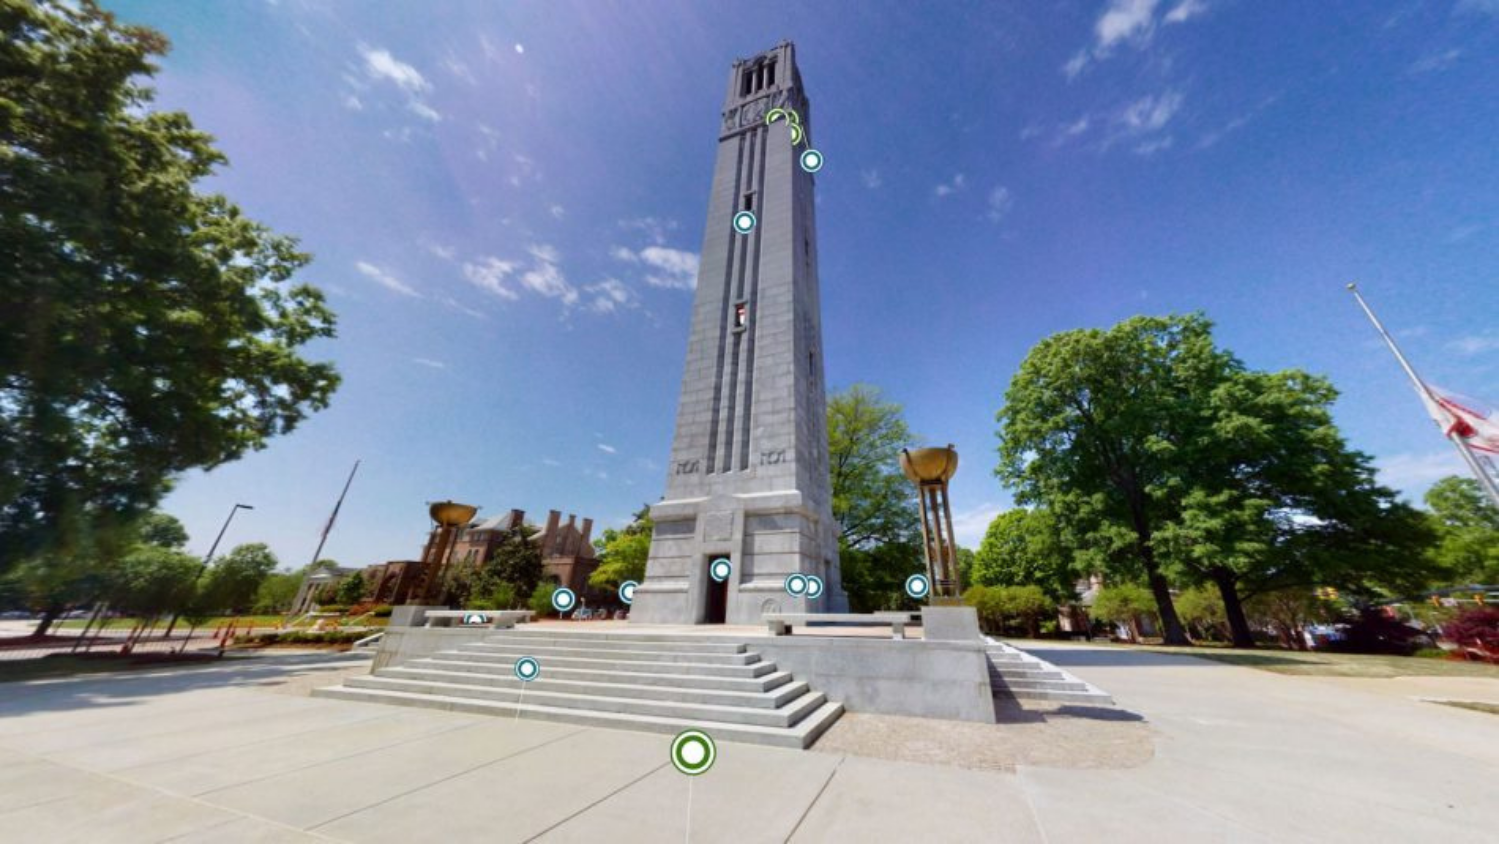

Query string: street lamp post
165 503 253 639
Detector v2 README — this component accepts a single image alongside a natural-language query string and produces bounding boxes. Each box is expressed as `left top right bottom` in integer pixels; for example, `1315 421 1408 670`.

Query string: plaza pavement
0 644 1493 843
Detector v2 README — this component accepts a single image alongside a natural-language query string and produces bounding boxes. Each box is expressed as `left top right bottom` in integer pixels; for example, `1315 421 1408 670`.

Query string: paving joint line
521 760 671 842
782 753 845 842
306 726 589 831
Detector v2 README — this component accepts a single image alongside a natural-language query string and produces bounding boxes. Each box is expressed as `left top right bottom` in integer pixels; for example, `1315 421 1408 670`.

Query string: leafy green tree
590 507 652 591
829 384 920 548
530 582 559 617
252 571 302 614
997 313 1433 647
1174 584 1228 642
135 512 189 550
963 584 1056 637
827 385 922 611
1244 588 1332 650
110 545 199 620
1090 584 1158 642
483 525 543 601
1424 476 1498 585
334 570 366 607
1152 369 1434 646
202 543 279 613
5 508 180 635
972 509 1075 603
954 546 976 590
0 1 340 574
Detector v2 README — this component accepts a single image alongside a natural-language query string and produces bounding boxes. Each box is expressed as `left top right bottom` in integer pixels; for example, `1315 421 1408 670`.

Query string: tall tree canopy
0 1 339 572
1423 475 1499 585
971 508 1075 603
997 313 1431 647
827 385 922 611
590 506 652 592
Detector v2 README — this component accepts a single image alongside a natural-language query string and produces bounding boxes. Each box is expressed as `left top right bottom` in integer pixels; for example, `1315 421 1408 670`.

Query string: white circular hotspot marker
904 573 930 600
710 558 732 582
784 573 809 596
462 612 490 625
799 148 823 172
513 656 540 682
670 729 717 776
804 575 824 600
619 580 638 605
732 210 756 234
551 587 577 612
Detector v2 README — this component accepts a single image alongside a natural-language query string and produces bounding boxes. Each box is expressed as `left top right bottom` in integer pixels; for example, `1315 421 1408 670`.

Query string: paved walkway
0 645 1493 842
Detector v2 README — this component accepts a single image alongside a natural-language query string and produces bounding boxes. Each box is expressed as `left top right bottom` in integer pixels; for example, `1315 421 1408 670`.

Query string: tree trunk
30 604 64 638
1145 570 1191 645
1125 492 1190 646
1210 569 1257 649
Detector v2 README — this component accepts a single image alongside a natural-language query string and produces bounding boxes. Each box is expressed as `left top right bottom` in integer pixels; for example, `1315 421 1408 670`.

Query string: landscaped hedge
234 630 370 646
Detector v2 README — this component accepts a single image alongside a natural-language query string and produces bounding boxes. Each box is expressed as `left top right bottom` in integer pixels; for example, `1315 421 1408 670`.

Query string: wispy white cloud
425 241 456 261
443 54 476 85
986 185 1013 222
1134 135 1175 155
412 357 446 370
933 173 966 197
357 44 441 123
1444 335 1499 356
542 457 562 467
861 169 883 189
618 217 679 245
951 502 1004 549
463 257 520 300
1064 0 1210 78
1408 48 1463 74
1118 91 1183 134
613 245 700 290
1096 0 1161 52
585 278 636 313
360 45 429 93
438 295 486 319
597 443 618 455
1164 0 1209 24
355 261 420 297
519 245 578 305
1376 451 1465 498
549 204 567 220
407 100 441 122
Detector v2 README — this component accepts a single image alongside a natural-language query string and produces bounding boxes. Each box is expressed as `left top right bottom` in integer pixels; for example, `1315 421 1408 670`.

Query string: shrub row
234 630 370 646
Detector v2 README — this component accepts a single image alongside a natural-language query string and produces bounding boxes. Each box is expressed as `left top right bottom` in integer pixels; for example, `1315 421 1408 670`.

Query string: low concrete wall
388 605 446 629
370 627 493 671
754 636 996 723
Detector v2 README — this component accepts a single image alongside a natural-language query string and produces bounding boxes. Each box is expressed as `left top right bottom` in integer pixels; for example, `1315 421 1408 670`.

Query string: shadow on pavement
993 696 1146 724
0 651 372 717
1015 647 1224 668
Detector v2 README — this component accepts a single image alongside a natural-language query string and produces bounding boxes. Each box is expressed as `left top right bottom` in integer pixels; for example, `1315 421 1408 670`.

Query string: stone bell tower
630 42 848 625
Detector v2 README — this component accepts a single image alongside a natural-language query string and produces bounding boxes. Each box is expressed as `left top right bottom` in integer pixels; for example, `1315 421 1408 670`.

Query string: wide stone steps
440 648 777 678
470 634 748 655
340 675 827 728
455 641 759 665
378 665 810 708
409 657 797 693
314 628 845 748
985 641 1115 707
313 686 845 749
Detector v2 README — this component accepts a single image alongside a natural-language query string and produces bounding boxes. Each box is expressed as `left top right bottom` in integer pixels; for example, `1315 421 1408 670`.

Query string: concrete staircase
985 639 1115 706
314 628 843 748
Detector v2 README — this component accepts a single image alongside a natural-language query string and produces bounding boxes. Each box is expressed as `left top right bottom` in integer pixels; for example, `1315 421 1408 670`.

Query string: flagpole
1347 284 1500 504
307 459 361 570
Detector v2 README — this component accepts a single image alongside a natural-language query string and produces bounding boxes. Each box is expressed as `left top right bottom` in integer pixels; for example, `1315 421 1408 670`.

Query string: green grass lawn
1022 639 1499 678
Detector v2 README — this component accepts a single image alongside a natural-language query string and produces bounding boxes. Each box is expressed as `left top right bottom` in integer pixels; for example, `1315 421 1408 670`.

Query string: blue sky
108 0 1498 569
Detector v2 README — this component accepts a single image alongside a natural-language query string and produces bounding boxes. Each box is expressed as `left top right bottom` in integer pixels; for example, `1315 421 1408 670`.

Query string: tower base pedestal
921 606 983 642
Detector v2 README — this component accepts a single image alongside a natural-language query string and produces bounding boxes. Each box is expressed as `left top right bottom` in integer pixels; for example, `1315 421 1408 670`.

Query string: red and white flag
1422 384 1499 457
